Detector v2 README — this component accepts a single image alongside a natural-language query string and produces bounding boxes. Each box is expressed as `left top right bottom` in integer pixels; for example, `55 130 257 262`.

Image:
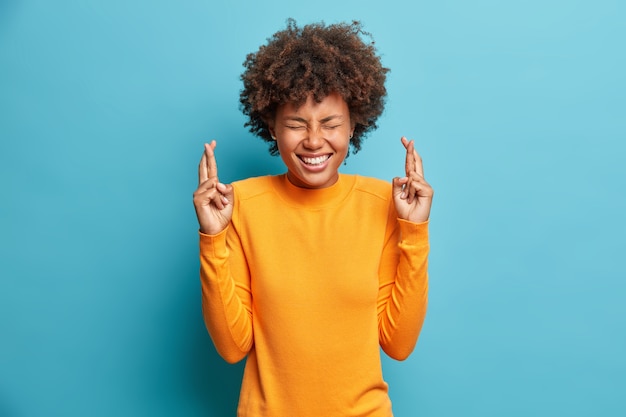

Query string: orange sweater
199 174 429 417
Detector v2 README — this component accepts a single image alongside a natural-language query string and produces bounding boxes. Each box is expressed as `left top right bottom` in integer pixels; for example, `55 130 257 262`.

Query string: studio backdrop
1 1 624 416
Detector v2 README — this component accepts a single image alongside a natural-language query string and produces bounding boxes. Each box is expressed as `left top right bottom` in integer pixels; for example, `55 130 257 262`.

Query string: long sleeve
199 223 253 363
376 205 430 361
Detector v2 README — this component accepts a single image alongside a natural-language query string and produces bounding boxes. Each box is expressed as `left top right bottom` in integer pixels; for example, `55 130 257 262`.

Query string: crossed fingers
198 141 218 185
195 140 229 210
400 136 430 205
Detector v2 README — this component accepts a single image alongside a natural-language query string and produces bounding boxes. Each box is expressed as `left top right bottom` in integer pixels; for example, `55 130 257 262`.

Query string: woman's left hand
392 137 434 223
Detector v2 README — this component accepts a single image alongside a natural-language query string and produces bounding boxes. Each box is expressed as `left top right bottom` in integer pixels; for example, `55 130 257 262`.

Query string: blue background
1 0 625 416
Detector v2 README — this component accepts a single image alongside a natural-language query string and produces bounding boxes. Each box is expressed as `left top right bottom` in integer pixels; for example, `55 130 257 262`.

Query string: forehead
277 92 349 118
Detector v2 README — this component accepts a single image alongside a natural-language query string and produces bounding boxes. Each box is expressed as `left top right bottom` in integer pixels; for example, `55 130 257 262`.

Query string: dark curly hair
239 19 389 156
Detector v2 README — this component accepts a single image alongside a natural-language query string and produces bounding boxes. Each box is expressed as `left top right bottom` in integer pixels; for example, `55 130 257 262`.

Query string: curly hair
239 19 389 156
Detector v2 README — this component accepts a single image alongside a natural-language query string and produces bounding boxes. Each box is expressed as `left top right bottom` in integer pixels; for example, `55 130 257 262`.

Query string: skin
193 94 434 235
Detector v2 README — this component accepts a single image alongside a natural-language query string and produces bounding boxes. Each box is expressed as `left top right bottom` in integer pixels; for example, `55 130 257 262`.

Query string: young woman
193 19 434 417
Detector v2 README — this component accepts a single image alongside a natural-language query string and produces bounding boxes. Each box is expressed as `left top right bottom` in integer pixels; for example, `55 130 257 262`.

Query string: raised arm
378 137 433 360
194 142 253 363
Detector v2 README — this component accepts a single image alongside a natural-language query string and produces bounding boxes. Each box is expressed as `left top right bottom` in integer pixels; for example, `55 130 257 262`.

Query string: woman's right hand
193 141 234 235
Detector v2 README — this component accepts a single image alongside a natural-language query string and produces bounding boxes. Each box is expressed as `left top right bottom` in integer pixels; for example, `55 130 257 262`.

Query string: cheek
275 134 300 157
333 133 351 152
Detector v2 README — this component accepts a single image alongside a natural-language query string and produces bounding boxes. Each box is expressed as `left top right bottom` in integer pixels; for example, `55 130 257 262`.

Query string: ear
267 120 277 140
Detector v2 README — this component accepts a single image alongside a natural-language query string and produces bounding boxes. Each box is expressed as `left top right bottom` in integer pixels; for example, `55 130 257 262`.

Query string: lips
299 154 331 166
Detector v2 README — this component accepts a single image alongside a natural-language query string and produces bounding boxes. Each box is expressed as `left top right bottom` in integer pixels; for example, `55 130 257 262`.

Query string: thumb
392 177 407 198
216 182 235 204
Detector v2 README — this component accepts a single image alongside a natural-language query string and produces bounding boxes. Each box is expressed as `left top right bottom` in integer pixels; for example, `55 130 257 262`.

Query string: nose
303 127 324 150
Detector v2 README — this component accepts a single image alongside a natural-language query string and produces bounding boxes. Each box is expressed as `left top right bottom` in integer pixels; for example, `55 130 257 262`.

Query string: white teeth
301 155 330 165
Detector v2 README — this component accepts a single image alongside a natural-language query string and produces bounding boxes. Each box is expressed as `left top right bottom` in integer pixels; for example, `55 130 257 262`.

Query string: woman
193 19 433 417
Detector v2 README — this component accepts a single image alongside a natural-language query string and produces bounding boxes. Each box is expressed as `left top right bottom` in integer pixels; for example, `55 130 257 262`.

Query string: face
269 92 354 189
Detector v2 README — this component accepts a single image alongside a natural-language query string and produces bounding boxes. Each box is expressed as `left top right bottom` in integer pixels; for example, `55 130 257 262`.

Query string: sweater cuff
398 219 429 247
199 227 229 258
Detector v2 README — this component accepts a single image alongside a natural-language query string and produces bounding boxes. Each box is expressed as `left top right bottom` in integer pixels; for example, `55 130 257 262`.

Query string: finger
401 137 426 179
198 149 208 185
216 182 234 204
196 178 218 193
195 187 226 210
205 140 218 180
406 178 420 205
402 137 416 177
413 148 425 178
406 176 434 205
194 180 233 208
392 176 409 199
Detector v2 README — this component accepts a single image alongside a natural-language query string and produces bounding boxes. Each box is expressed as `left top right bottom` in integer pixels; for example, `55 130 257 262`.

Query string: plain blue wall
1 0 625 416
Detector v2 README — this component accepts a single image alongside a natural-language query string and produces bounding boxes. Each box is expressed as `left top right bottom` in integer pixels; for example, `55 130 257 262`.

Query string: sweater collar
272 173 356 209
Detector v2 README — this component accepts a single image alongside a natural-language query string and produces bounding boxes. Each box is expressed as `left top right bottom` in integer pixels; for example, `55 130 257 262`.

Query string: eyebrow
284 115 344 123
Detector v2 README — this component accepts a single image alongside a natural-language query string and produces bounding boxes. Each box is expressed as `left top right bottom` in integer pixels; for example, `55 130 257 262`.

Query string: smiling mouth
299 154 331 166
